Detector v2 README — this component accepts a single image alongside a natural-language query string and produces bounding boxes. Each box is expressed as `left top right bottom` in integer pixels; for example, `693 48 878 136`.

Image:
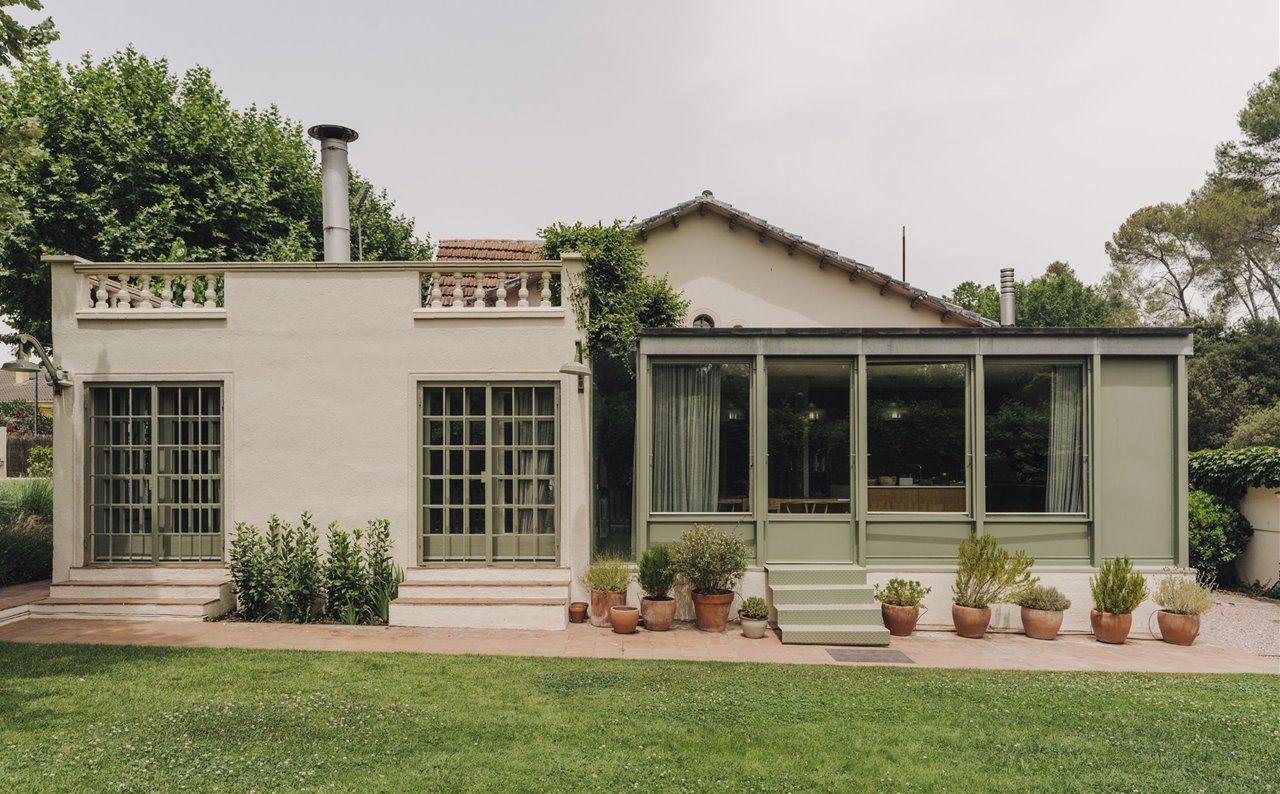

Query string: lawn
1 643 1275 793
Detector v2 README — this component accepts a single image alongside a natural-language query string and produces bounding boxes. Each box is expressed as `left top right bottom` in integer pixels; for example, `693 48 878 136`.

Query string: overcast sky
2 1 1278 348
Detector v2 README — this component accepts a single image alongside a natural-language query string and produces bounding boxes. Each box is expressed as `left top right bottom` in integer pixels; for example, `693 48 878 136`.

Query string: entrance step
766 564 889 646
31 597 226 621
391 568 569 630
40 568 233 621
69 565 228 583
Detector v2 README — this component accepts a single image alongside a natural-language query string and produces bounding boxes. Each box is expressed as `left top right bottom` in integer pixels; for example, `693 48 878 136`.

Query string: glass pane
985 361 1084 513
651 362 752 513
867 362 967 513
767 360 851 514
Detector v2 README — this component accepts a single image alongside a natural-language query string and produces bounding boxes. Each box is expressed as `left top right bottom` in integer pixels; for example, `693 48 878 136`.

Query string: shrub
1228 403 1280 448
274 513 323 623
0 477 53 522
364 518 402 624
0 512 52 586
874 578 930 607
1187 488 1253 580
952 534 1037 609
24 446 52 478
1153 576 1214 616
637 544 675 598
325 523 367 625
582 556 633 593
229 521 277 621
1015 585 1071 612
739 596 768 620
1090 556 1148 615
670 524 750 595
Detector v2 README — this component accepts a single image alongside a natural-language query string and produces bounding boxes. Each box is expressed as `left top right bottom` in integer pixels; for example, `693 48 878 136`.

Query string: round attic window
692 314 716 329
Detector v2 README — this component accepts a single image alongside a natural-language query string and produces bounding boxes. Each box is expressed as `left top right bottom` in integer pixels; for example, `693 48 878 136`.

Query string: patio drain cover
826 648 914 664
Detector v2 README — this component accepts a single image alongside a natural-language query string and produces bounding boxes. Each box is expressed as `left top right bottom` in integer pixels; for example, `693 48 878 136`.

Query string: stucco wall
641 214 969 329
1238 486 1280 586
48 257 589 582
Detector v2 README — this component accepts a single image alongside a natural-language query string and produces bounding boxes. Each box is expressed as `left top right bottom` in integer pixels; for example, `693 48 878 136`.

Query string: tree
0 0 54 69
945 281 1000 321
0 49 430 343
1228 401 1280 448
1104 203 1207 323
0 0 56 235
946 262 1129 327
1187 318 1280 449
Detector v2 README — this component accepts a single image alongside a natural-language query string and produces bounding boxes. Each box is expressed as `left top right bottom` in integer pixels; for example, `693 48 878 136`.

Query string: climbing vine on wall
538 219 687 371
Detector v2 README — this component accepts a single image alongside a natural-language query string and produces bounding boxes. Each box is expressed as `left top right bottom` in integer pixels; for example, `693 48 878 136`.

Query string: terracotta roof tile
436 239 540 261
0 371 50 403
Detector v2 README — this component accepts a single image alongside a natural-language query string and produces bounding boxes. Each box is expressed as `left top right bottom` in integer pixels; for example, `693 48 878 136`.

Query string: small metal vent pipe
999 268 1016 326
307 124 359 262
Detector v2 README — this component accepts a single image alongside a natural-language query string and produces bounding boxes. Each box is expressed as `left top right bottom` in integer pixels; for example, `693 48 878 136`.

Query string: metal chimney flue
999 268 1016 326
307 124 359 262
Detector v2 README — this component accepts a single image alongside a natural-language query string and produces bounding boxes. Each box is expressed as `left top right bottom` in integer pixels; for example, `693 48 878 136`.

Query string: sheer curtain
652 365 722 512
1045 365 1083 513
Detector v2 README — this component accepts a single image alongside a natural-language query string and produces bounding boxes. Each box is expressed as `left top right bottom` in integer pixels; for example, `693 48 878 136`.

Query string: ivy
1188 446 1280 500
538 219 687 371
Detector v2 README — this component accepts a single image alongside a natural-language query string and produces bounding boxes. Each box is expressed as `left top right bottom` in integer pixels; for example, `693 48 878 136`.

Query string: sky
2 1 1279 350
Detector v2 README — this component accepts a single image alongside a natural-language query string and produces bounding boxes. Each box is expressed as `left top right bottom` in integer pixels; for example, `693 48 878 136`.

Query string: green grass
1 643 1276 793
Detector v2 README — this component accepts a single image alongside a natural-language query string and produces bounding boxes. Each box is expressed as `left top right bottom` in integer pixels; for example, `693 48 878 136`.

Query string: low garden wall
1238 486 1280 587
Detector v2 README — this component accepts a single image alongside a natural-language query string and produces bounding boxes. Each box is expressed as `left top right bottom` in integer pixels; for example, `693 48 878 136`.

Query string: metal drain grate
826 648 914 664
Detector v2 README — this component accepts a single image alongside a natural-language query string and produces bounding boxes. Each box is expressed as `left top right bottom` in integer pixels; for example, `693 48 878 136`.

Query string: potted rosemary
951 534 1037 639
1089 555 1148 644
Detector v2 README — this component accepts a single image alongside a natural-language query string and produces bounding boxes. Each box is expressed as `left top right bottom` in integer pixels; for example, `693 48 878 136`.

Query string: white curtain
1045 365 1083 513
652 365 722 512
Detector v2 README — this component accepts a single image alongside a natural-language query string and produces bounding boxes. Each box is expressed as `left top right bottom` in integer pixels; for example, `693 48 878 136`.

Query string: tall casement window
420 384 558 563
651 362 751 513
984 361 1085 513
767 360 851 514
866 362 967 513
88 384 223 562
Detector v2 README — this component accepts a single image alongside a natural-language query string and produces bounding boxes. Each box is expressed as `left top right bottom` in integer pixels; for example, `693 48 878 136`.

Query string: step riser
69 567 229 583
30 611 207 622
389 603 565 630
404 568 571 585
51 584 230 601
780 628 891 646
31 602 222 620
397 584 567 599
767 571 867 586
773 608 885 627
770 589 875 606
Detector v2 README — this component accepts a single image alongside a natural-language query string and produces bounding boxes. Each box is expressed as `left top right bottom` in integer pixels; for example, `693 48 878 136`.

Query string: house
0 369 55 417
35 127 1192 643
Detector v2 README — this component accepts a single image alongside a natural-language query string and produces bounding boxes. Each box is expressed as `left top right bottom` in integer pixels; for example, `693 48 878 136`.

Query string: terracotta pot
1091 609 1133 644
610 605 639 634
691 591 735 632
568 602 588 624
1157 611 1201 646
640 596 677 632
740 615 769 639
1020 607 1064 641
589 589 626 627
881 603 923 637
952 603 992 639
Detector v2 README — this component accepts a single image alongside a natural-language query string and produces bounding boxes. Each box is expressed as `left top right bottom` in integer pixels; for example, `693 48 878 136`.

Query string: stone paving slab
0 617 1275 674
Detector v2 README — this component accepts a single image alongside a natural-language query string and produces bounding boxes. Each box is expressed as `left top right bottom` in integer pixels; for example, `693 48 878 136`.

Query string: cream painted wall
640 214 969 329
1238 487 1280 587
48 257 589 582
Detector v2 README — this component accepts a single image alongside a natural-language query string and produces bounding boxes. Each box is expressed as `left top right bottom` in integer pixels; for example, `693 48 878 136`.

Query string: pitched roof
0 370 52 403
436 239 540 261
633 192 997 327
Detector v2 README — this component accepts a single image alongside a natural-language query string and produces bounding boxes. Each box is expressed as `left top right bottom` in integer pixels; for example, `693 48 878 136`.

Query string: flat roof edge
638 326 1195 338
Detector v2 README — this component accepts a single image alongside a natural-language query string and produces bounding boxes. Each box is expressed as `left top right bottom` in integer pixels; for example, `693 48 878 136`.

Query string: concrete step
778 624 891 646
397 582 569 599
69 565 229 583
389 597 566 630
51 581 230 601
764 564 867 586
768 583 876 605
31 597 225 621
773 603 885 627
403 567 571 585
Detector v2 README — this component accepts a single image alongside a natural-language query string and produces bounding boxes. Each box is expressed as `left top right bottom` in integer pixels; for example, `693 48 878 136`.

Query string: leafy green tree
0 0 56 235
1187 318 1280 449
945 281 999 321
947 262 1129 327
1104 203 1206 323
0 0 54 69
1228 401 1280 448
0 48 430 343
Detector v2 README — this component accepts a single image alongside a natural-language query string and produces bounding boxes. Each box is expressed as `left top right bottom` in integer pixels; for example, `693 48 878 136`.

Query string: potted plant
568 601 588 623
670 524 749 632
1089 555 1148 644
1015 585 1071 640
873 578 931 637
951 534 1037 639
739 596 769 639
1152 575 1213 646
609 604 640 634
638 544 677 632
582 556 633 628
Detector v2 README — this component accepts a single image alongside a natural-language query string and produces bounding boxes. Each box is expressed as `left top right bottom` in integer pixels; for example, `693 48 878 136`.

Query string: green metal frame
417 382 560 565
84 382 224 563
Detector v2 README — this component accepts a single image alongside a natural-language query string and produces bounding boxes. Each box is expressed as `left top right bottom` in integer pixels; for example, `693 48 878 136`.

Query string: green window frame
419 383 559 564
86 383 224 562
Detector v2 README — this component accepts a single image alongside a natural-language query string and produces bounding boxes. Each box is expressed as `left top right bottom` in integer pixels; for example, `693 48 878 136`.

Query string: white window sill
77 308 227 320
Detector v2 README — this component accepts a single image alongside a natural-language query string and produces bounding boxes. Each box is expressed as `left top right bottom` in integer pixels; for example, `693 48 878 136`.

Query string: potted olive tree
873 578 931 637
582 556 633 628
1015 585 1071 640
638 544 677 632
738 596 769 639
1153 574 1213 646
1089 555 1147 644
670 524 749 632
951 534 1037 639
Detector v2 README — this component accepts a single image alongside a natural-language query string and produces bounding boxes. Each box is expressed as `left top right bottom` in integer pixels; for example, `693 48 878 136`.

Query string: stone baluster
94 276 110 309
518 271 530 308
160 276 174 309
182 274 196 310
495 271 507 308
474 271 486 309
136 274 152 309
430 273 443 308
115 275 131 310
203 275 217 308
452 271 465 309
540 271 552 308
